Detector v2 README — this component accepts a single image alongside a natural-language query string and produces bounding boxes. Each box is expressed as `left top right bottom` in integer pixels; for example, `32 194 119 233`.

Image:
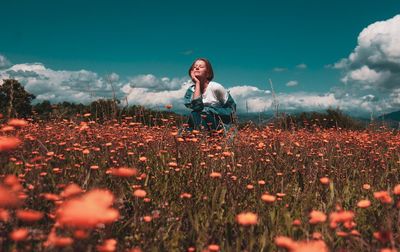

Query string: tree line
1 78 377 130
0 79 184 126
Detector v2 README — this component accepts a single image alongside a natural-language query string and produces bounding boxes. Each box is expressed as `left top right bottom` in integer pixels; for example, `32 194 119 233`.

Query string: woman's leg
188 111 202 130
204 113 224 131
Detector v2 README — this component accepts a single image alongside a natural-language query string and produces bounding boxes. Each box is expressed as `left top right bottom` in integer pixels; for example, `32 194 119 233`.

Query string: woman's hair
188 58 214 81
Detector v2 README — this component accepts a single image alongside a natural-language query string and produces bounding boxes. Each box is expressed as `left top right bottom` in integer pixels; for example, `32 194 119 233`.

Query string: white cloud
0 54 11 69
336 15 400 91
286 80 298 87
121 82 191 111
273 67 287 72
0 56 398 117
0 63 119 104
296 63 307 69
128 74 186 91
106 72 120 83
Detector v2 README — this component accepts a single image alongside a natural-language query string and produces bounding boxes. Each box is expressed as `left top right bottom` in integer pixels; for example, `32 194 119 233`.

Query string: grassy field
0 117 399 251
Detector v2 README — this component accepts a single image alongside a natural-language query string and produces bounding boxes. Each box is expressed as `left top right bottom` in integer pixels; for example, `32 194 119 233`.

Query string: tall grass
0 117 399 251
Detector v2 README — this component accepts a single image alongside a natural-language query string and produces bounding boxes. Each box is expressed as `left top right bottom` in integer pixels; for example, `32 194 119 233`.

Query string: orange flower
222 151 232 157
143 216 152 222
180 193 192 199
329 211 354 229
44 230 74 247
0 136 22 152
373 191 393 204
209 172 222 178
380 248 397 252
274 236 297 250
295 240 328 252
73 229 89 239
8 119 29 127
133 189 147 198
276 192 286 197
292 219 301 226
107 167 138 177
168 162 178 167
261 194 276 203
275 236 328 252
362 184 371 190
90 165 99 170
207 244 220 251
16 209 44 222
57 189 119 228
1 125 15 132
319 177 330 185
0 209 10 222
10 228 29 241
336 231 348 237
393 184 400 195
236 212 258 226
258 180 266 185
42 193 61 202
357 199 371 208
309 210 327 224
60 184 83 198
311 232 322 240
4 175 22 191
373 231 392 243
97 238 117 252
165 104 173 109
0 185 21 208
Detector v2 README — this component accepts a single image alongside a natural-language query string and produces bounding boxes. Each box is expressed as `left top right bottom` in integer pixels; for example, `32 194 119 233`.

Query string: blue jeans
188 111 223 131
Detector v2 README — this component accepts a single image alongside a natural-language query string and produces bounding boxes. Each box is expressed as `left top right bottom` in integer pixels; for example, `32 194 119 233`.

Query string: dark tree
0 79 36 118
33 100 53 119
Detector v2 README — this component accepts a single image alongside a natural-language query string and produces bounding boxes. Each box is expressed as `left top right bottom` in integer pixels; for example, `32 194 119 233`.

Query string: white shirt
191 81 229 107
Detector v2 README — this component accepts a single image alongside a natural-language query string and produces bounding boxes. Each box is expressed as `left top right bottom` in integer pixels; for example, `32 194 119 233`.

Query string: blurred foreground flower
261 194 276 203
0 136 22 152
357 199 371 208
8 119 29 127
44 228 74 248
209 172 222 178
236 212 258 226
97 238 117 252
329 211 354 229
10 228 29 241
319 177 330 185
309 210 327 224
60 184 83 198
133 189 147 198
275 236 328 252
106 167 138 177
373 191 392 204
0 175 23 208
16 209 44 223
57 189 119 228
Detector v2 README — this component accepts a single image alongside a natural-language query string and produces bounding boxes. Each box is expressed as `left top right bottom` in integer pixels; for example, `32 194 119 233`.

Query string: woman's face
191 60 208 79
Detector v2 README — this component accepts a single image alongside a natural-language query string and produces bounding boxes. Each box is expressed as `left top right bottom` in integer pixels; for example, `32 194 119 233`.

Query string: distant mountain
236 113 274 124
377 110 400 121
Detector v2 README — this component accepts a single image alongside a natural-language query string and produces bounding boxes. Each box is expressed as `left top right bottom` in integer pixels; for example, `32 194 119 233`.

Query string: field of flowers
0 116 399 251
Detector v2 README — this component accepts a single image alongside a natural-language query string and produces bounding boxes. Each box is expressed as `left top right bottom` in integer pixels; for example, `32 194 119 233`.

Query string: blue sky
1 0 400 116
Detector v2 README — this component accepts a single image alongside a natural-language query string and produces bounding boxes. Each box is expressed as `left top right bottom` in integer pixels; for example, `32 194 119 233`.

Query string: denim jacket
184 84 237 124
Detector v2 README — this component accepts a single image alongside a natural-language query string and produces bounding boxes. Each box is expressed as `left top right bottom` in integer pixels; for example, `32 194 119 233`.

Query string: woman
184 58 236 131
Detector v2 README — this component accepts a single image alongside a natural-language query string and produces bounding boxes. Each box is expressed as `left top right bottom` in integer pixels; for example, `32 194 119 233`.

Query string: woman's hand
190 70 201 84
